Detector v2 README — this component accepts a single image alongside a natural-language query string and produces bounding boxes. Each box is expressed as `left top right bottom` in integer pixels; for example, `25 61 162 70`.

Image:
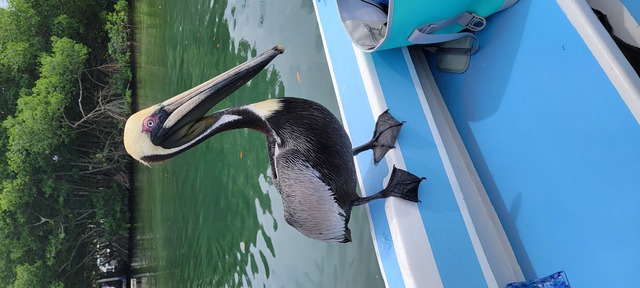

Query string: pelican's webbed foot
352 110 405 164
381 166 424 202
352 166 425 206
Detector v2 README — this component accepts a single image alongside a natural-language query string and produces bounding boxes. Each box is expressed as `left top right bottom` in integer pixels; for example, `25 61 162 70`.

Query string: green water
133 0 384 287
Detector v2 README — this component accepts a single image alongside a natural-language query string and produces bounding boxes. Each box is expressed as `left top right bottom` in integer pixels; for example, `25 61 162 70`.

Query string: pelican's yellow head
124 106 161 166
123 46 284 165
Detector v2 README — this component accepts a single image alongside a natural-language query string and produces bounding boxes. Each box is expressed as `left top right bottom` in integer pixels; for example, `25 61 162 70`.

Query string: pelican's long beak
154 45 284 146
124 46 284 164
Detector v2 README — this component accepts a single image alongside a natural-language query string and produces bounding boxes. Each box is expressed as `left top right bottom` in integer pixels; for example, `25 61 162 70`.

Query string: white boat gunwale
558 0 640 124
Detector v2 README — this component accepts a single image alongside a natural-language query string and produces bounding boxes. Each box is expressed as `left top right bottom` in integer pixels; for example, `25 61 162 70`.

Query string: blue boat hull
313 0 640 286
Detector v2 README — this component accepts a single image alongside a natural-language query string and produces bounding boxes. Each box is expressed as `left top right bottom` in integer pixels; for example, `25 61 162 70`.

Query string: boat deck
428 0 640 286
313 0 640 287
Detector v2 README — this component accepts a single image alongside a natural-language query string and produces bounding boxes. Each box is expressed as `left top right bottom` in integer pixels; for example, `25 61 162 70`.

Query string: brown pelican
124 46 424 242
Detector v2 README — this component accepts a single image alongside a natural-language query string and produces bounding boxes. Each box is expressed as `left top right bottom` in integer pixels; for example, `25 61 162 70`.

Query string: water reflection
134 0 383 287
225 0 339 114
137 0 284 285
144 70 283 287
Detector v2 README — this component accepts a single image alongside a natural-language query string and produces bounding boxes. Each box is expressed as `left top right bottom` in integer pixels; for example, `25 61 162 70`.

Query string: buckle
465 14 486 31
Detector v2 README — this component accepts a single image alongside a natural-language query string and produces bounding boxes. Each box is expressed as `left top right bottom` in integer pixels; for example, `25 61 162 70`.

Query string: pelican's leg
352 110 405 164
351 166 425 206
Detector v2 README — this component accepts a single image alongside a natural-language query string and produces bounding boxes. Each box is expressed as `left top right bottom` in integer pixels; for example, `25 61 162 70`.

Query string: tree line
0 0 134 286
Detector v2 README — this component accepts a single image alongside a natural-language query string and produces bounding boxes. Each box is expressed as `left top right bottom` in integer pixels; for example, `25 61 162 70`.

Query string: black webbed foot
352 110 405 164
352 166 426 206
382 166 425 203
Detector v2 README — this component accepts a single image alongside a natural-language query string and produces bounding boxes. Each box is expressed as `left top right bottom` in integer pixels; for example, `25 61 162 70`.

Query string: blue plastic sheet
506 271 570 288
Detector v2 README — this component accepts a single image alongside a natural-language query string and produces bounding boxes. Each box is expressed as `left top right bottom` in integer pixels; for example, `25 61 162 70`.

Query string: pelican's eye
142 116 156 132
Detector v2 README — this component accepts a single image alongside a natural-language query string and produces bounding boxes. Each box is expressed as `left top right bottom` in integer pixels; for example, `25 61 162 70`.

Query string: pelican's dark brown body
123 47 423 243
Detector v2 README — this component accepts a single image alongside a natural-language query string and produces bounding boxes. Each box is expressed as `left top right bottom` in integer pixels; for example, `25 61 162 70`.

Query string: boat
312 0 640 287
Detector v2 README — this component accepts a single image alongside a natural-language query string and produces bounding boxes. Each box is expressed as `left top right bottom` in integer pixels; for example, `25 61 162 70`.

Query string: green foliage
0 0 41 43
106 0 132 107
0 0 134 286
12 260 63 288
40 36 89 86
106 0 129 59
52 14 84 40
13 262 47 288
0 2 42 116
0 177 33 212
0 41 36 76
3 37 87 178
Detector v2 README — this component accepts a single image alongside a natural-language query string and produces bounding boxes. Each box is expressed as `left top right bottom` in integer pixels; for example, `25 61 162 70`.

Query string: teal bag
338 0 518 53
